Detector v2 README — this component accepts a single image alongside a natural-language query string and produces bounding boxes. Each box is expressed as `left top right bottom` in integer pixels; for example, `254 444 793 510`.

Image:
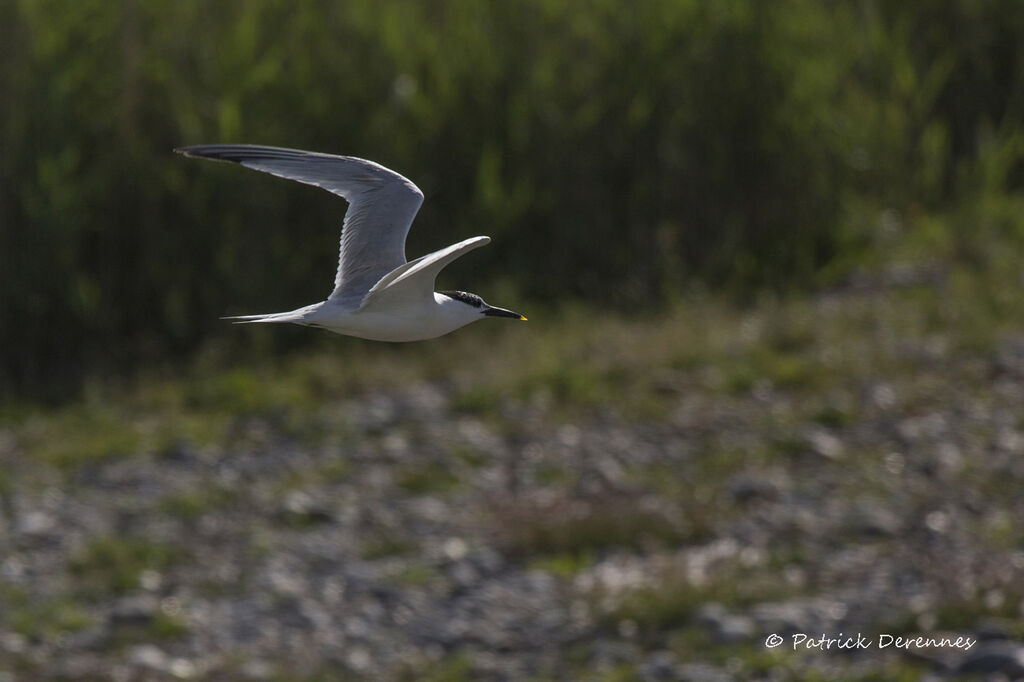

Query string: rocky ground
2 271 1024 681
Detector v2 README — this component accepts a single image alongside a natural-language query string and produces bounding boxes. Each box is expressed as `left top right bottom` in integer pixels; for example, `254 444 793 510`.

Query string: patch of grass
109 610 190 646
723 362 759 394
10 601 93 639
433 306 725 418
360 534 417 560
396 465 461 495
21 408 140 468
725 646 928 682
764 352 819 390
2 586 93 641
387 563 438 587
449 386 504 415
981 512 1023 550
596 664 643 682
182 367 308 414
925 584 1024 635
158 483 238 522
68 536 185 597
668 350 703 371
158 492 207 522
150 610 190 638
522 364 620 407
150 412 231 455
497 492 687 560
770 435 807 459
452 445 489 468
606 581 705 633
266 669 370 682
765 320 817 355
605 565 795 638
317 455 350 482
811 403 855 428
533 461 570 486
397 653 474 682
527 552 594 577
723 349 822 394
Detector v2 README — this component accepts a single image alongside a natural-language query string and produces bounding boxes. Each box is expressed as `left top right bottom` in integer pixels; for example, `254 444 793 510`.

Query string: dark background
3 0 1024 400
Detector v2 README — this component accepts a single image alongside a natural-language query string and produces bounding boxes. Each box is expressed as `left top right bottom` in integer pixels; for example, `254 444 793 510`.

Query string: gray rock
955 641 1024 677
127 644 170 671
728 475 780 503
275 490 333 526
639 650 682 681
697 603 755 644
110 595 159 626
16 511 56 537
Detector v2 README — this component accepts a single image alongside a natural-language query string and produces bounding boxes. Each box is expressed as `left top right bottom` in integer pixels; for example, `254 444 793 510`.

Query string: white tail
220 303 323 325
221 311 301 324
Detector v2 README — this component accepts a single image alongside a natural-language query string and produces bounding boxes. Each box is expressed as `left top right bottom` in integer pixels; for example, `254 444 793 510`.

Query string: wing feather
358 236 491 312
175 144 424 308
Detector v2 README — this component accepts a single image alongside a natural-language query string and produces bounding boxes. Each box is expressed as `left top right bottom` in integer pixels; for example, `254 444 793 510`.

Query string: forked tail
220 311 305 324
221 302 322 325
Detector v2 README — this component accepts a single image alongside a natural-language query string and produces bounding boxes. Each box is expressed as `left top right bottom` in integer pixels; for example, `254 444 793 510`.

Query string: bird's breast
312 304 472 342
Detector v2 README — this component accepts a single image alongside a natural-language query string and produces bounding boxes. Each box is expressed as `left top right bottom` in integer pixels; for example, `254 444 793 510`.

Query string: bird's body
175 145 525 341
236 291 492 342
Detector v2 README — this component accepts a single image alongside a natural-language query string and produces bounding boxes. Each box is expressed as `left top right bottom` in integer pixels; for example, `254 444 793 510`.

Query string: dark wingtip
173 144 248 163
174 145 214 159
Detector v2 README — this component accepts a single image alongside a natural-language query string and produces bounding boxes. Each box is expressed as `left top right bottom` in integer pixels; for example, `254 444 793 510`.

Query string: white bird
175 145 526 341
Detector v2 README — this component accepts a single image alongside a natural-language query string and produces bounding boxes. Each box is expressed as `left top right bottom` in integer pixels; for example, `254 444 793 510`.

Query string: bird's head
439 290 527 322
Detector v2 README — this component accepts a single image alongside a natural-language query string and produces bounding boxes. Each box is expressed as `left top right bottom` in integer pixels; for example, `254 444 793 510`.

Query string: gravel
2 305 1024 680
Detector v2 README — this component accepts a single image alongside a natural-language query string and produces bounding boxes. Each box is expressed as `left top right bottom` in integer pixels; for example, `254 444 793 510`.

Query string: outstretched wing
175 144 424 309
358 236 491 312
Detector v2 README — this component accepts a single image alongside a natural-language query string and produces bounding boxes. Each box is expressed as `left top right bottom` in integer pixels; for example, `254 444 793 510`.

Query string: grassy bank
3 227 1024 678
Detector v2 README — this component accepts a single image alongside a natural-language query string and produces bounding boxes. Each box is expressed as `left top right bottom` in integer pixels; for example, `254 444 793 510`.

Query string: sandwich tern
175 145 526 341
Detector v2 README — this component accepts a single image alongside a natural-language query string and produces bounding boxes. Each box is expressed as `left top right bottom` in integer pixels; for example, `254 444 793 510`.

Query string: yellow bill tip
519 315 528 321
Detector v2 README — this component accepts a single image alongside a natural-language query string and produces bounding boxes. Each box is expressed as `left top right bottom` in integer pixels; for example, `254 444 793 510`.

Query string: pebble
4 327 1024 681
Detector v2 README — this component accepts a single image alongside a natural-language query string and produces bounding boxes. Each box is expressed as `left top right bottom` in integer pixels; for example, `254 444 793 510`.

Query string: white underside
228 293 481 342
311 300 477 341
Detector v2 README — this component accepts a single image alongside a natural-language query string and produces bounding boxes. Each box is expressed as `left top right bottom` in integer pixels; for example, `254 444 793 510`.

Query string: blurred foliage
2 0 1024 400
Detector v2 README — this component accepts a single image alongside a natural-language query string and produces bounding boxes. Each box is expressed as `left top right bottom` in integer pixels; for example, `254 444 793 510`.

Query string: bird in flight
175 145 526 341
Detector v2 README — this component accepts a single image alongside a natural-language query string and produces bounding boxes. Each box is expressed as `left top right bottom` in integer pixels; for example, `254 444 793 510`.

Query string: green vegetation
68 536 187 597
109 609 190 646
1 585 93 642
396 464 462 495
3 0 1024 401
8 230 1024 471
18 408 141 469
496 492 689 560
397 654 474 682
158 483 239 522
527 552 595 578
360 534 419 561
604 567 795 635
